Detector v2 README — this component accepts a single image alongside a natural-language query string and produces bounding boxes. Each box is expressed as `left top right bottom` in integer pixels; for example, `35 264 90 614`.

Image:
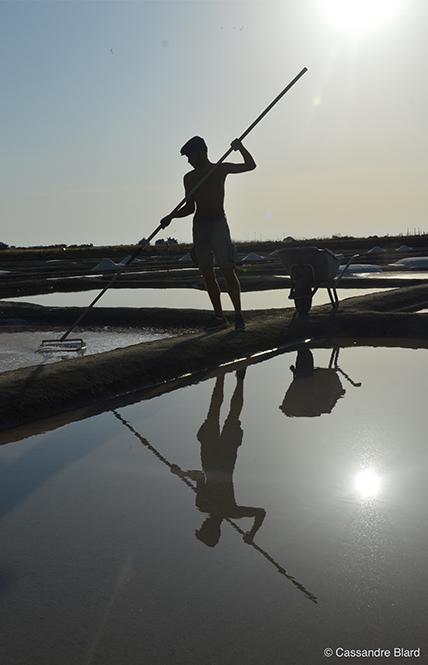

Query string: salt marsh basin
0 328 172 373
0 343 426 665
3 285 391 309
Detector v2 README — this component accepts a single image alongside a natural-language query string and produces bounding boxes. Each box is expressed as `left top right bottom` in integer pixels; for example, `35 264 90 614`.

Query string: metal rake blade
39 338 86 353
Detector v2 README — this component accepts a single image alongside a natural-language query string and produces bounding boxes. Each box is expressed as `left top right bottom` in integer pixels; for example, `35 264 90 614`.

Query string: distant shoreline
1 232 427 262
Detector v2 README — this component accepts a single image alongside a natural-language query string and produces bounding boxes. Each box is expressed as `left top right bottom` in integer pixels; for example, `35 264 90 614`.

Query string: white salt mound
118 255 144 265
91 258 122 272
393 257 428 270
340 263 383 274
241 252 267 263
396 245 413 252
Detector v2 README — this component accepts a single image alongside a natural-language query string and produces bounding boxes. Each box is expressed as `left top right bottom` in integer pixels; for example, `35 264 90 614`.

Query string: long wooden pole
56 67 308 343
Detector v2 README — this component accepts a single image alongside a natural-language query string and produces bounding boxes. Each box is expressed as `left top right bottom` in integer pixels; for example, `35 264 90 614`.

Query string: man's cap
180 136 207 156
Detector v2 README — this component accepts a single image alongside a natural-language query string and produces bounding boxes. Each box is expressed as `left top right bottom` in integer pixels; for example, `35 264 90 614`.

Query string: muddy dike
0 300 282 329
1 285 428 432
2 268 428 300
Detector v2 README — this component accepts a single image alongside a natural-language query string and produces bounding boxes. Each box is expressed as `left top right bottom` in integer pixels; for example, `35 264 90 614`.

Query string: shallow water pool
4 286 390 310
0 328 171 373
0 343 426 664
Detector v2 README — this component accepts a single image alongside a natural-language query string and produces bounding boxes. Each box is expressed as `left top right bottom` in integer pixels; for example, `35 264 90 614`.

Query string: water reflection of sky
5 286 390 310
0 328 170 373
0 344 426 664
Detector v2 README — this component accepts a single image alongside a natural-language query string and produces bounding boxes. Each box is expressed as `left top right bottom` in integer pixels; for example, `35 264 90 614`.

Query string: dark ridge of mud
1 269 428 300
0 301 284 329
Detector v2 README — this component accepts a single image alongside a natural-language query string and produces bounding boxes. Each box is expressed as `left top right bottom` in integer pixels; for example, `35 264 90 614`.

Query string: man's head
180 136 208 168
290 348 314 378
195 515 222 547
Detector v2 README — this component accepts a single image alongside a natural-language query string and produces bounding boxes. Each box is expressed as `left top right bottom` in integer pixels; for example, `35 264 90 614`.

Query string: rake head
39 338 87 353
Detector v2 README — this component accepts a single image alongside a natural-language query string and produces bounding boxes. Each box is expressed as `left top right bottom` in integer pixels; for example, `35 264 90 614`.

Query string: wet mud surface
0 328 173 373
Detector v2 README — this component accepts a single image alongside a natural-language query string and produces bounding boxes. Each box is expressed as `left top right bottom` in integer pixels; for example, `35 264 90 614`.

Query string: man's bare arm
228 505 266 542
160 175 195 228
223 138 256 174
170 465 205 490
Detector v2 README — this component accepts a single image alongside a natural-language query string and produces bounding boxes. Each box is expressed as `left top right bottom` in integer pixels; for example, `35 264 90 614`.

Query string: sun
322 0 403 36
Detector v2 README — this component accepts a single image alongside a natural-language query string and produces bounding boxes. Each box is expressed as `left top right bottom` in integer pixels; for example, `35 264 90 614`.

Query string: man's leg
206 373 225 426
194 223 227 325
201 268 224 318
228 367 245 419
212 219 245 330
222 267 242 313
222 267 245 330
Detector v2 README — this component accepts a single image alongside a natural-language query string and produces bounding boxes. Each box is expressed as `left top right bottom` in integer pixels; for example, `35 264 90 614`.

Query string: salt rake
39 221 171 353
39 337 87 353
40 66 308 352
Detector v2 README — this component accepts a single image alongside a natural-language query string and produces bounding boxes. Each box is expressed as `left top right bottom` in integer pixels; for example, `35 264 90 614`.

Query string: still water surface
0 344 426 664
5 286 389 309
0 328 171 373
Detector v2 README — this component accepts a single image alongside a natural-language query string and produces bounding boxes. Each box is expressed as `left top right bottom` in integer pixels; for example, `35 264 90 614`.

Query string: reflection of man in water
171 368 266 547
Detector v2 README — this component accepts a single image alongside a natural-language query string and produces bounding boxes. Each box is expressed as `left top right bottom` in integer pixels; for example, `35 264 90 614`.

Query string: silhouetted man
171 368 266 546
160 137 256 331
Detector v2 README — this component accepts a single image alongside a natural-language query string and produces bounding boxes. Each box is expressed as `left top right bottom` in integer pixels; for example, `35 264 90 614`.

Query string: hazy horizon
2 0 427 247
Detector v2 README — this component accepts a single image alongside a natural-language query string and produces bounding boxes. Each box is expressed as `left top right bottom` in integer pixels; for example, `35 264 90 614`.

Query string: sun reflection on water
354 469 382 500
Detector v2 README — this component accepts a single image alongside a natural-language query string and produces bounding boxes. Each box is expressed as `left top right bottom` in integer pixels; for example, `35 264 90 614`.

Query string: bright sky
1 0 427 247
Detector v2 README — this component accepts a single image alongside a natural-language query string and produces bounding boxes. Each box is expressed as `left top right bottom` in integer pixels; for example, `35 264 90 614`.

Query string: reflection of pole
328 347 340 369
112 409 318 605
329 347 362 387
335 367 362 388
223 517 318 604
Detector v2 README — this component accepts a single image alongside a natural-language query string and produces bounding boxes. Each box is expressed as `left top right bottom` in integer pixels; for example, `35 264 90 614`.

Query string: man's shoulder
184 169 196 182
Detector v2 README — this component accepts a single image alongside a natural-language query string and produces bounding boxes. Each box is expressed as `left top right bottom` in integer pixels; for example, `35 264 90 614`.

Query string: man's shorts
192 216 235 272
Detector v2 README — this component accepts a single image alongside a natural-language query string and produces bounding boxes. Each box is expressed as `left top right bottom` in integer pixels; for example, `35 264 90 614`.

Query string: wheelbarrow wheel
294 278 312 315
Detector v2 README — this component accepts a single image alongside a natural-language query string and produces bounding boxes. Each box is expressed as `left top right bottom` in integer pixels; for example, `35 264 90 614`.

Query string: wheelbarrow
279 346 362 417
273 247 359 314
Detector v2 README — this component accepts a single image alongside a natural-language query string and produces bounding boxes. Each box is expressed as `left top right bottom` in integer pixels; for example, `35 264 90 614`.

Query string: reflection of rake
112 409 318 605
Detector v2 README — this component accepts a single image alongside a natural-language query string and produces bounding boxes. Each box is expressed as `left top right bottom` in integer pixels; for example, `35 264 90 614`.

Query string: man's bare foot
204 315 229 331
236 367 246 381
234 313 246 331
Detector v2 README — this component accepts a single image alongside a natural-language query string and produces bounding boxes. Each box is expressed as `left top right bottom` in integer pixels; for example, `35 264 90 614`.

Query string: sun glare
354 469 382 500
323 0 403 36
